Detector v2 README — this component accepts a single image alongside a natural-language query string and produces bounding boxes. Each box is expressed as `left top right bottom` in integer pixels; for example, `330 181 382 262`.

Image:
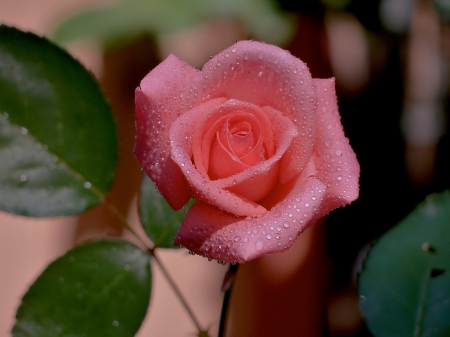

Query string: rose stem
103 197 206 334
218 263 240 337
104 196 150 248
149 248 205 334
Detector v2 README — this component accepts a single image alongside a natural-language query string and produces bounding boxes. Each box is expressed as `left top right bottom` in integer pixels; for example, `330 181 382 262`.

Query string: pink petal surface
200 41 318 183
169 99 297 216
134 55 202 210
311 78 360 215
174 161 327 263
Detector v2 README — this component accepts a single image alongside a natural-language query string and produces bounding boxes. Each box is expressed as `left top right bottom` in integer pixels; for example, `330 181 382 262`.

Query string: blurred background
1 0 449 336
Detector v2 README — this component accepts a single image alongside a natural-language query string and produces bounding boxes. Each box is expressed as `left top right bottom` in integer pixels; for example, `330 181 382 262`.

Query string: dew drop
124 264 131 271
20 174 28 182
337 175 343 181
234 236 241 242
255 238 264 250
266 234 272 240
83 182 92 189
232 47 237 53
112 320 120 327
20 127 28 135
258 51 264 59
283 222 290 228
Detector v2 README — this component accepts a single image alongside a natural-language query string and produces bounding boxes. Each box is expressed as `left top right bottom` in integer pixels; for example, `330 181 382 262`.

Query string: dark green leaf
13 239 151 337
0 25 117 217
139 174 192 248
358 191 450 337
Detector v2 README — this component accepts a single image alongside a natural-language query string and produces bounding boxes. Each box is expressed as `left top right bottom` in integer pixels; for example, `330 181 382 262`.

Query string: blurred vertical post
402 0 445 187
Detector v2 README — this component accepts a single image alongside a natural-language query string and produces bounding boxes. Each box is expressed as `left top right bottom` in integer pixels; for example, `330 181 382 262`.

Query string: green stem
218 263 239 337
104 198 150 249
149 248 204 333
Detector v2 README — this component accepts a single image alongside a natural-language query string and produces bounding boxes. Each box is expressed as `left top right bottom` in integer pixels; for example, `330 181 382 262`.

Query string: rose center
223 119 255 159
208 112 266 180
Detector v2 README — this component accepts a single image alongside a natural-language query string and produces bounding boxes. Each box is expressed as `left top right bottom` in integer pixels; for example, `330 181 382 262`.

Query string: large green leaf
12 239 151 337
52 0 294 48
138 174 192 248
358 191 450 337
0 25 117 217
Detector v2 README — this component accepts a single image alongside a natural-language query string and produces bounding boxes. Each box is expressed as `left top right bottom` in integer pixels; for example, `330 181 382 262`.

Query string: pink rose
135 41 359 263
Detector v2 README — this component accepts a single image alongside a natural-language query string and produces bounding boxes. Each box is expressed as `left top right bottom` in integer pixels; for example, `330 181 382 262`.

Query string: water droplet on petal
255 238 264 250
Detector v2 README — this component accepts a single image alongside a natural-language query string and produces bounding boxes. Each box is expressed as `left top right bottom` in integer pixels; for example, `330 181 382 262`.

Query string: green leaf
52 0 295 48
13 239 151 337
0 25 117 217
138 174 192 248
433 0 450 22
358 191 450 337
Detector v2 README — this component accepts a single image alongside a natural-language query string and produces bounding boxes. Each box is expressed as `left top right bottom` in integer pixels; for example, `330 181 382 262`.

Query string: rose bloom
135 41 359 263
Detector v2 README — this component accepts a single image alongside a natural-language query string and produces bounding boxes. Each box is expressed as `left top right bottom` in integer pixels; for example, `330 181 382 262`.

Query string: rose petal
312 78 360 215
170 99 267 217
214 105 298 202
200 41 318 183
174 163 327 263
195 100 275 176
134 55 202 210
207 112 265 180
136 41 320 210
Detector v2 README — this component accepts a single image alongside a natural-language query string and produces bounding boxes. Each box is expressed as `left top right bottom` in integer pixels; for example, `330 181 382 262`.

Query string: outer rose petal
312 78 360 216
174 161 327 263
135 55 202 210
